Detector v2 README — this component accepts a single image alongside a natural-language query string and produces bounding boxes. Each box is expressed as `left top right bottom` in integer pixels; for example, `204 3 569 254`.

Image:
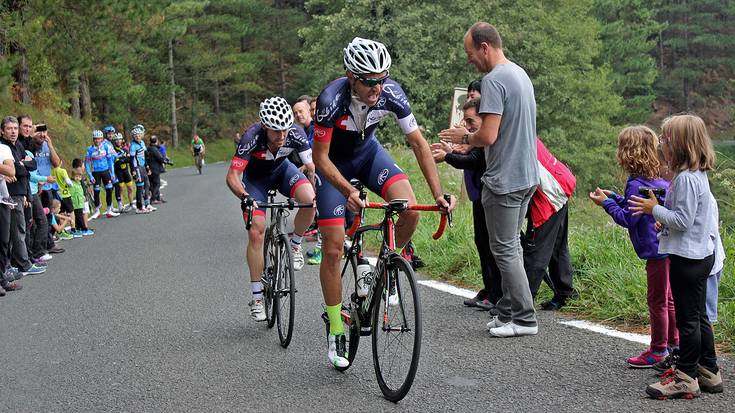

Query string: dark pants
10 195 32 271
92 170 113 208
522 204 574 300
0 205 11 271
26 194 49 259
472 199 501 303
669 254 716 378
40 189 57 249
73 209 87 231
149 172 161 202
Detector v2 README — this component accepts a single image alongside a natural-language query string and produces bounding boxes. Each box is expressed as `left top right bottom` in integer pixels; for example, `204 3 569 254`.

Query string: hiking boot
697 365 723 393
486 316 508 330
292 244 304 271
306 248 322 265
464 290 486 307
327 334 349 369
646 369 700 400
653 348 679 373
249 299 266 322
628 349 667 369
488 322 538 338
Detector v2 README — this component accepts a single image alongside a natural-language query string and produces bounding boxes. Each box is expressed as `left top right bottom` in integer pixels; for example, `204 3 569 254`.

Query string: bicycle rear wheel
275 234 295 348
371 254 422 402
195 155 202 174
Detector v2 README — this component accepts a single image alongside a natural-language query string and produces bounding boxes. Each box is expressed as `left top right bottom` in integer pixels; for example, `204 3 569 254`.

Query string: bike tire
263 229 277 329
275 234 295 348
331 254 361 371
371 254 422 402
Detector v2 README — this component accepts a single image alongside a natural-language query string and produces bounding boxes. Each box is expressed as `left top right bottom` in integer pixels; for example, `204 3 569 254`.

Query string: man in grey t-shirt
440 22 539 337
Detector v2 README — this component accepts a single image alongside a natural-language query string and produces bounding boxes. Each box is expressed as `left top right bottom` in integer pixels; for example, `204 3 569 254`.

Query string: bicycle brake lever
443 193 453 227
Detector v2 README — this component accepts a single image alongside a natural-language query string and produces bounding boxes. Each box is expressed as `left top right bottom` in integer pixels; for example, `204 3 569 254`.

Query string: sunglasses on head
354 73 389 87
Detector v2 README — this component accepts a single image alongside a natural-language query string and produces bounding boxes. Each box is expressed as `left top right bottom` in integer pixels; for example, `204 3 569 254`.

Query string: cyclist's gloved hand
240 194 258 211
435 194 456 213
346 189 365 214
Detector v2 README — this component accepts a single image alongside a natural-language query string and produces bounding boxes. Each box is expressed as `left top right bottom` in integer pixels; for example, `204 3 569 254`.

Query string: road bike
194 152 204 174
243 190 313 348
323 179 451 402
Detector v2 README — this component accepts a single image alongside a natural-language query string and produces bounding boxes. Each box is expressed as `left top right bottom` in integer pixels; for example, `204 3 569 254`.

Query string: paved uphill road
1 162 732 411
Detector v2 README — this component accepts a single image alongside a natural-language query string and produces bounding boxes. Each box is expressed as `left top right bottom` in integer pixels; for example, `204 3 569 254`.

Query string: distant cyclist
225 97 316 321
192 135 205 173
85 130 119 219
112 133 134 212
313 37 454 368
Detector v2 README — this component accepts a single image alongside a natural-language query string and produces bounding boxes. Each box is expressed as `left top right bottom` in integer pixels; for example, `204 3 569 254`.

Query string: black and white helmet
259 97 294 131
343 37 392 74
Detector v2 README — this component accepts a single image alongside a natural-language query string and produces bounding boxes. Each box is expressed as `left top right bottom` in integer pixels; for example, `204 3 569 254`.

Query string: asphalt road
1 162 732 412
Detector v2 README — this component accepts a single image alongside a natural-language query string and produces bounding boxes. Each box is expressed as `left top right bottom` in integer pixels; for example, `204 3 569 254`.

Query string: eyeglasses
354 73 389 87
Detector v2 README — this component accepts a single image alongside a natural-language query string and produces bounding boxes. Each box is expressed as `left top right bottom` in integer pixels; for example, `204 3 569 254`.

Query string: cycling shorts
242 160 310 221
115 167 132 184
315 138 407 227
92 170 113 190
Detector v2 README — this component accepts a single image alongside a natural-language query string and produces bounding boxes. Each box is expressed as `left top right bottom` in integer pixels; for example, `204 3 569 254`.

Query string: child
52 160 74 214
589 125 677 368
49 199 74 240
72 158 93 229
629 114 722 399
70 167 94 237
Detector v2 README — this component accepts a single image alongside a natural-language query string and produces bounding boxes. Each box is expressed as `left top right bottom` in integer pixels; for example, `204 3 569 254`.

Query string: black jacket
0 137 36 198
146 144 165 175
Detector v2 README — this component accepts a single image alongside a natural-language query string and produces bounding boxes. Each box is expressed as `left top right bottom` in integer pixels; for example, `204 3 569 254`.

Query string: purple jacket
602 176 669 260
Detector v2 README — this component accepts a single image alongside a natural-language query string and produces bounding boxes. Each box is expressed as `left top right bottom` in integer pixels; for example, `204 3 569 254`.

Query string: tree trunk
17 48 31 104
191 70 199 136
69 73 81 119
168 38 179 148
80 72 92 119
213 80 220 116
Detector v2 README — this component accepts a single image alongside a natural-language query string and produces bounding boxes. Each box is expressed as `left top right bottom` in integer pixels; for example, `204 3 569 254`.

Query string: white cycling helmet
259 97 294 131
92 129 103 139
343 37 392 74
113 133 124 141
131 125 145 136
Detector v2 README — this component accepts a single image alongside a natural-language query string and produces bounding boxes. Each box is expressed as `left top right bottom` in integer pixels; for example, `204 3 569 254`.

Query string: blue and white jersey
313 77 418 160
129 140 147 168
84 143 115 177
230 122 312 178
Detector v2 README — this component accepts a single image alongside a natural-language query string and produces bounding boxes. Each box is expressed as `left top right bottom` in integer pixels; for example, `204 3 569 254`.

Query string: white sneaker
39 253 53 261
291 243 304 271
249 299 266 322
146 205 157 212
106 209 120 217
89 208 101 220
327 334 349 368
110 207 119 213
486 316 508 330
488 321 538 338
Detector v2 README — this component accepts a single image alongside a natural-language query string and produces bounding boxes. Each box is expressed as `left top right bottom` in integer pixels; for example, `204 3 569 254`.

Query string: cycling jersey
84 143 116 179
241 161 309 219
229 122 312 178
129 140 147 168
192 138 204 154
313 77 418 160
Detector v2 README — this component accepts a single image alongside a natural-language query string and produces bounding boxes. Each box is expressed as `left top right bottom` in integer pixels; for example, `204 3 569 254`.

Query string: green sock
326 304 344 336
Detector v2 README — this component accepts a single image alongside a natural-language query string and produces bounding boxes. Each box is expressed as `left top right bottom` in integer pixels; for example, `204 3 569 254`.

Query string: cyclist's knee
398 209 420 226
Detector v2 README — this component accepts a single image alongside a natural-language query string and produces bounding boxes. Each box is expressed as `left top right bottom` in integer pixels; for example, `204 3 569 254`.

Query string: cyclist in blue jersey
103 125 125 213
85 130 119 219
313 37 455 368
226 97 316 322
129 125 154 214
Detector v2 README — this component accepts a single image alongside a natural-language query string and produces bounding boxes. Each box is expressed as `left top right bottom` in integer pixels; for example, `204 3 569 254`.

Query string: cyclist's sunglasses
354 73 389 87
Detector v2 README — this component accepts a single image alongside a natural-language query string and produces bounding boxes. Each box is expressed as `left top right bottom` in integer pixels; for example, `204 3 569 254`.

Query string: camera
638 187 665 198
35 123 47 132
164 158 174 166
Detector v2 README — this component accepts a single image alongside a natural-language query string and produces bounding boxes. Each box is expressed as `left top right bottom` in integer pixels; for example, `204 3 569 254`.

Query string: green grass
387 146 735 352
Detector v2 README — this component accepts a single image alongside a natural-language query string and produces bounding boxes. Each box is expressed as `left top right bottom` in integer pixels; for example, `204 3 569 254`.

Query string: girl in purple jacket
589 125 677 368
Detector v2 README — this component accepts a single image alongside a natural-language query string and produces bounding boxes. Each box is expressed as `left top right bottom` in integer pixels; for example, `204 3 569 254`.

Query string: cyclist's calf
395 209 420 249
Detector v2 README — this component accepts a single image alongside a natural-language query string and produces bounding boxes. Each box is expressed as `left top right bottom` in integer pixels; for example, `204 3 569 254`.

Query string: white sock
291 234 303 246
250 281 263 300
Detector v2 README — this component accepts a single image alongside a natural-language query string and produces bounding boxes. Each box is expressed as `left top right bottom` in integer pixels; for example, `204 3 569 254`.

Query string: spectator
71 158 94 229
440 22 539 337
432 98 501 310
0 116 46 276
146 135 165 204
69 166 93 237
111 133 134 212
0 125 19 294
523 137 576 310
48 199 74 240
467 79 481 101
26 149 57 262
293 95 315 142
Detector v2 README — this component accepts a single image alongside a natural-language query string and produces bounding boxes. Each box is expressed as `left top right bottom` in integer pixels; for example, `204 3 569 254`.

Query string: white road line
417 278 649 345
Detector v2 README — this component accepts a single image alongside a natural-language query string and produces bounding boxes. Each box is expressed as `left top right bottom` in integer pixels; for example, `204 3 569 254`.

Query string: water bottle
356 258 374 298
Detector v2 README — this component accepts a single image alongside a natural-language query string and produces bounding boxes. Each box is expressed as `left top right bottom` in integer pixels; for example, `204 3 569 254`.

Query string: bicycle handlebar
346 196 452 240
242 199 314 230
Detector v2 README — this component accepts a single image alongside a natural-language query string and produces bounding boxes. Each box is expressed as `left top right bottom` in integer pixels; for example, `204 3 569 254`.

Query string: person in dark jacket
0 116 45 276
146 136 166 204
432 98 501 311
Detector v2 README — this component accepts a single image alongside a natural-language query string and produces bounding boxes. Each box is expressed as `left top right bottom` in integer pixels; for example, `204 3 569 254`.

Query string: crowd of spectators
0 116 169 296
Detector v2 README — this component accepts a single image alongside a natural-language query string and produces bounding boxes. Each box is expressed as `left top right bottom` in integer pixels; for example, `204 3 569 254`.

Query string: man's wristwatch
462 133 470 145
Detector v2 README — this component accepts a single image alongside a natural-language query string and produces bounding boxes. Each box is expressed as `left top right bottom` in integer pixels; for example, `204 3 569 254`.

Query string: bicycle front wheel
371 254 422 402
263 229 277 329
275 234 295 348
